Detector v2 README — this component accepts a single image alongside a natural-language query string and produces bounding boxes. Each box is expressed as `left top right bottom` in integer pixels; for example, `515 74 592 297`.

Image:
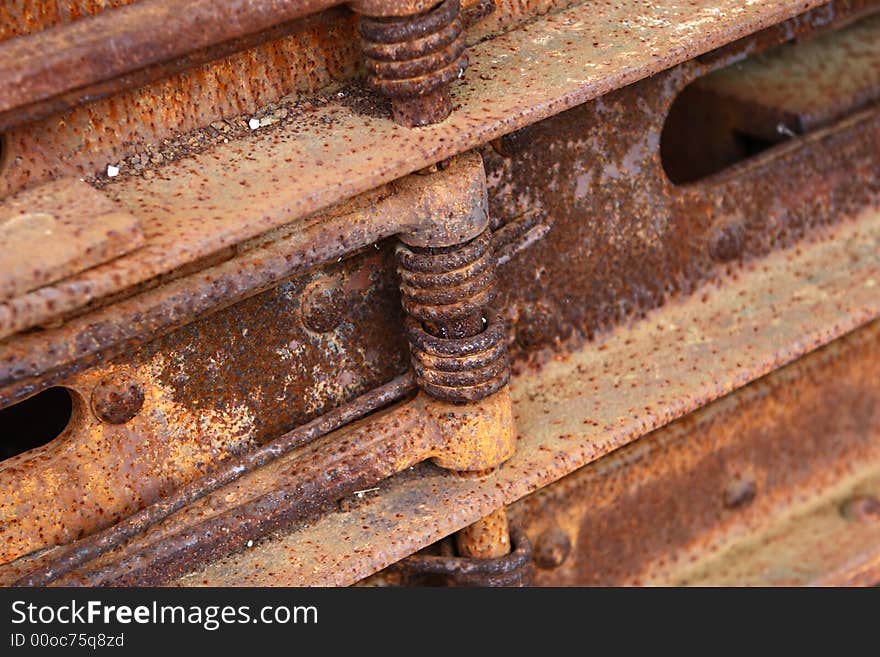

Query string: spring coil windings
358 0 468 103
397 229 509 404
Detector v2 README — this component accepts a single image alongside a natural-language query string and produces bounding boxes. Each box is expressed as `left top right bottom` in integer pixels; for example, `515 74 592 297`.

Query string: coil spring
358 0 468 100
397 229 509 403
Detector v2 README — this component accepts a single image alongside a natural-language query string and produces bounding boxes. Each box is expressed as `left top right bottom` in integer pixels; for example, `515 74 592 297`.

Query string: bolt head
301 280 347 334
723 473 757 509
534 526 571 569
840 495 880 522
709 216 746 263
90 373 145 425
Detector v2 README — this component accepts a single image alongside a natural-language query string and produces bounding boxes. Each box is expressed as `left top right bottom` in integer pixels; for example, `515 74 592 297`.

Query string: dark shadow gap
0 387 73 461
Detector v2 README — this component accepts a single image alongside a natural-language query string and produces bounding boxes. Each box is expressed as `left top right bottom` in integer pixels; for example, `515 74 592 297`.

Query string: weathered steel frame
0 0 878 586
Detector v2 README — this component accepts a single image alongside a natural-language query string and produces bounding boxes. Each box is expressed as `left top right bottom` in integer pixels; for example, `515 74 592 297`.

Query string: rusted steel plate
0 9 359 135
4 15 879 404
0 150 480 569
0 178 143 301
0 152 492 559
0 0 341 115
0 1 876 584
0 11 362 198
506 320 880 585
9 373 415 581
487 74 880 363
669 474 880 586
0 152 485 407
152 208 879 586
0 16 876 561
0 0 563 199
695 14 880 139
2 385 514 584
0 1 137 41
0 248 409 563
0 0 843 253
0 0 451 119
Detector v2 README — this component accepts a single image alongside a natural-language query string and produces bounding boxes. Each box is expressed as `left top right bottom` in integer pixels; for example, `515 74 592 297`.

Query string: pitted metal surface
0 0 879 588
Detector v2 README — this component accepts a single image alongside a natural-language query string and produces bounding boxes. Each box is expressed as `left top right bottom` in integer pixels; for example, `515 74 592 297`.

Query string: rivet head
708 216 746 263
840 495 880 522
90 374 145 424
534 527 571 570
301 280 347 334
723 474 757 509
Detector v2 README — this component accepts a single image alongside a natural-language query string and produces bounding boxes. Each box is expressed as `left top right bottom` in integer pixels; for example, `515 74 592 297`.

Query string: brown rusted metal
485 42 880 364
506 319 880 586
699 15 880 137
89 373 145 425
426 386 516 472
0 0 560 201
0 179 143 302
349 0 445 18
359 0 468 126
460 0 496 29
0 1 869 372
8 387 515 585
0 242 413 564
14 373 416 586
1 0 879 591
0 8 355 135
532 526 571 570
0 0 343 119
394 527 533 586
2 0 848 206
687 475 880 586
145 208 878 587
841 496 880 522
0 0 865 351
455 508 511 559
397 229 510 403
0 151 488 556
663 13 880 183
4 9 880 583
0 151 488 407
1 9 362 198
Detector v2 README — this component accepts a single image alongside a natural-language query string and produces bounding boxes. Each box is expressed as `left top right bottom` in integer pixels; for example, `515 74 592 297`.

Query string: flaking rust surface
1 11 878 562
172 205 880 586
0 178 143 301
508 319 880 585
4 26 879 400
0 1 137 41
666 470 880 586
696 14 880 131
0 250 408 563
0 0 578 197
0 0 835 334
0 0 877 577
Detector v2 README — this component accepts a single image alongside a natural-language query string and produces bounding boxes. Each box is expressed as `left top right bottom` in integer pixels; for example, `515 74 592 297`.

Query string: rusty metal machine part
89 373 145 425
392 527 533 586
11 388 515 586
6 151 516 583
397 230 510 403
0 0 868 203
13 375 417 587
149 204 879 587
508 319 880 586
455 508 511 559
0 0 878 588
0 151 488 406
358 0 469 126
0 0 492 135
0 152 489 564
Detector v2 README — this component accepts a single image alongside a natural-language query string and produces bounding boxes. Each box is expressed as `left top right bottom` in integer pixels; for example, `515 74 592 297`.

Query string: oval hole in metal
0 387 73 461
